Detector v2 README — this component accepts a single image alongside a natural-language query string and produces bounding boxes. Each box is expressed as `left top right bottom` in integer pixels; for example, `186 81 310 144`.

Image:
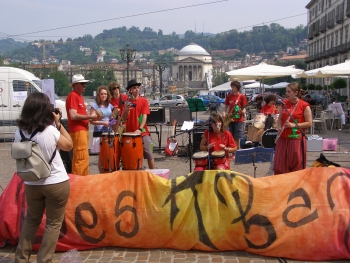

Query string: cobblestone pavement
0 113 350 262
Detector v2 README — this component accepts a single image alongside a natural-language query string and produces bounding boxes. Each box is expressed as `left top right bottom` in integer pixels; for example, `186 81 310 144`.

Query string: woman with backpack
14 93 72 263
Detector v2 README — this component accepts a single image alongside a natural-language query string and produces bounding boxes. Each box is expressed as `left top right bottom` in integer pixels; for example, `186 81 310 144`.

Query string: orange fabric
1 168 350 261
70 130 89 176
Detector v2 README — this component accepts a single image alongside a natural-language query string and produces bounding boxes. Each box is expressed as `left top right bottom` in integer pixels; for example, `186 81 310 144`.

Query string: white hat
71 74 89 84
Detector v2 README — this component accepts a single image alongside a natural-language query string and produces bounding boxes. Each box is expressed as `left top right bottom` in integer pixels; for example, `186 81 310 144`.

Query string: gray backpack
11 129 56 181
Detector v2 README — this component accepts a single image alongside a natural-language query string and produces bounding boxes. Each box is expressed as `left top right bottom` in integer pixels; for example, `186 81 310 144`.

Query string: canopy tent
271 82 290 89
226 62 304 93
294 59 350 103
210 81 232 91
243 82 272 89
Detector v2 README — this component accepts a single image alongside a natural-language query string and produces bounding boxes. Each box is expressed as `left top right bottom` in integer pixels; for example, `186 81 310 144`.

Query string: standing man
66 74 99 176
222 81 247 149
304 94 316 116
123 79 155 169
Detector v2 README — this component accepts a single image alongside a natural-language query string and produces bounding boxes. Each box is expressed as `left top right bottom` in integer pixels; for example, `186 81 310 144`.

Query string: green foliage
315 84 323 90
212 69 228 87
85 69 116 96
2 23 307 63
48 71 70 96
332 78 347 92
308 83 316 90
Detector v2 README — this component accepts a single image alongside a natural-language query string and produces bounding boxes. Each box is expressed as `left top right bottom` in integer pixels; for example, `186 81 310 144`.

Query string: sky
0 0 309 43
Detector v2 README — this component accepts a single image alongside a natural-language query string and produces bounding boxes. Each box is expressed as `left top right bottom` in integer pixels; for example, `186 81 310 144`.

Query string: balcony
347 0 350 17
313 20 320 37
327 47 337 56
320 16 326 33
337 43 348 53
336 4 344 24
308 30 314 40
348 41 350 50
327 18 334 29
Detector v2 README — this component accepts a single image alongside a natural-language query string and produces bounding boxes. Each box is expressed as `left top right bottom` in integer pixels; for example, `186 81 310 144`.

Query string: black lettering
115 190 139 238
282 188 318 228
75 202 105 244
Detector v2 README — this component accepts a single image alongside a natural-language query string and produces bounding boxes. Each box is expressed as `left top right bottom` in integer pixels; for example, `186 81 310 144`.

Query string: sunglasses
112 87 119 90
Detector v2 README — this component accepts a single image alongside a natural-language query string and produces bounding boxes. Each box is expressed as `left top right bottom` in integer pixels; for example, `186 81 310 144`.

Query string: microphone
209 117 219 130
277 99 285 105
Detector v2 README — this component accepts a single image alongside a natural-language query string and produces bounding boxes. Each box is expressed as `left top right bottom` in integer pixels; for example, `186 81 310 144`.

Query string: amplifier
148 106 165 124
170 107 192 125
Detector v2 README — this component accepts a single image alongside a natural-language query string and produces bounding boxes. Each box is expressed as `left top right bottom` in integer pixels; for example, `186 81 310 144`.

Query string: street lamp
119 44 136 85
155 61 166 97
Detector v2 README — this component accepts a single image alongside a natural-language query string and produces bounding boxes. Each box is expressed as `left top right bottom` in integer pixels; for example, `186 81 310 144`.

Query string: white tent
271 82 290 88
244 82 272 89
226 62 304 93
210 81 232 91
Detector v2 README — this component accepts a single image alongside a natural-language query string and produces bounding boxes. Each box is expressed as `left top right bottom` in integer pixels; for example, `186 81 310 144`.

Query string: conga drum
100 133 120 172
192 151 209 171
254 113 266 129
120 132 143 170
211 150 226 165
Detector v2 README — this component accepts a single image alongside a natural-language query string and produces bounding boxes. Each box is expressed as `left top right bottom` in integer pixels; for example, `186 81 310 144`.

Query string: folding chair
311 111 327 134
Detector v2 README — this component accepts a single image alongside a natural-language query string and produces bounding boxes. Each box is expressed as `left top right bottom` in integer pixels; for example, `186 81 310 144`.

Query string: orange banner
0 168 350 260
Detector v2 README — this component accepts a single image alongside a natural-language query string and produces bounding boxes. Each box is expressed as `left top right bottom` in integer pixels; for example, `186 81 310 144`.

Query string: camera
51 104 61 115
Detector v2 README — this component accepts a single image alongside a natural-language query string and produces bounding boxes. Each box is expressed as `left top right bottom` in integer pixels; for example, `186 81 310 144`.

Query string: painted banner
0 168 350 260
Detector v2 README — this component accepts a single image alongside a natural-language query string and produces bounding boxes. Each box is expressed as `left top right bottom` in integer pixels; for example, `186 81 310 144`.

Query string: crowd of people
14 75 348 262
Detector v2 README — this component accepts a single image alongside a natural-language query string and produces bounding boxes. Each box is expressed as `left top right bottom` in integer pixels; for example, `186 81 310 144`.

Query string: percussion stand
107 128 118 172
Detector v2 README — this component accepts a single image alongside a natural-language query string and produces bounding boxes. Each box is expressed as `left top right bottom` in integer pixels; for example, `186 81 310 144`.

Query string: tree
48 70 70 96
332 78 347 93
212 69 228 87
158 29 163 36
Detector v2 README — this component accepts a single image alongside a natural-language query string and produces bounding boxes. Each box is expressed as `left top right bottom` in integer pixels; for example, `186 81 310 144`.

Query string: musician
199 113 236 170
260 94 278 115
222 81 247 149
274 82 312 175
89 86 114 173
123 79 155 169
108 82 128 113
255 95 263 111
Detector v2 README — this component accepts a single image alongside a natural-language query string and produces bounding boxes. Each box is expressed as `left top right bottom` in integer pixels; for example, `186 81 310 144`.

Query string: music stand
234 147 274 178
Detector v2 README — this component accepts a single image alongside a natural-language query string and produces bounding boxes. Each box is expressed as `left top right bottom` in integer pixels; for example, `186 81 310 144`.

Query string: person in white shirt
328 98 346 130
14 93 73 263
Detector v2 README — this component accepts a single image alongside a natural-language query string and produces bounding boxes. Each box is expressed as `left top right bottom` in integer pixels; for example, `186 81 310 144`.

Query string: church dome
177 43 210 56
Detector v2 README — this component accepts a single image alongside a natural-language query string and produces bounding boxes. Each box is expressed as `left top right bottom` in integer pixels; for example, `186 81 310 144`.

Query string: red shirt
125 96 150 136
261 104 278 115
280 99 309 139
65 90 88 132
224 93 247 122
111 94 128 114
204 129 236 154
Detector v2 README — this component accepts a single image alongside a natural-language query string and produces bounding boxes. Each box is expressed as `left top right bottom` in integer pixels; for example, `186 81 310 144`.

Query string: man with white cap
66 74 99 176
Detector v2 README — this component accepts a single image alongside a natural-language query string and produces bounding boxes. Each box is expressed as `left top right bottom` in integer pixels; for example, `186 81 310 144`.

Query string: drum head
101 132 118 137
254 122 265 129
211 150 225 157
122 132 141 137
261 129 278 148
193 151 208 159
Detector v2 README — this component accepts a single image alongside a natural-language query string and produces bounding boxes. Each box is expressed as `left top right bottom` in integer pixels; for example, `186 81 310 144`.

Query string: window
13 81 39 95
345 26 349 43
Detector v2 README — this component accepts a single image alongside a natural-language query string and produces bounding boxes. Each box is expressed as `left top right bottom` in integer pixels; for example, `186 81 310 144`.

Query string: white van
0 67 67 136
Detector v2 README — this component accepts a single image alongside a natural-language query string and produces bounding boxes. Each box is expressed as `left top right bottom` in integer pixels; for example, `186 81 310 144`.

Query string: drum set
193 150 228 171
246 113 279 148
100 132 143 172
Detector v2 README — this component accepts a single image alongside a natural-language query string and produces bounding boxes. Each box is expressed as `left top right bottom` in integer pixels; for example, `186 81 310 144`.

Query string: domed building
172 43 212 89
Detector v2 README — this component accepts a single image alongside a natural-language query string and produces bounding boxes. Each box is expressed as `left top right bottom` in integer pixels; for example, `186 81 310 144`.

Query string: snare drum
254 113 266 129
261 128 278 148
211 150 226 165
120 132 143 170
100 133 120 172
193 151 209 169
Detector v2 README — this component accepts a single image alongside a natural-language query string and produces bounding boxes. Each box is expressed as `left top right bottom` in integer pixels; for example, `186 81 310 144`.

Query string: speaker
148 106 165 124
170 107 192 125
192 129 206 153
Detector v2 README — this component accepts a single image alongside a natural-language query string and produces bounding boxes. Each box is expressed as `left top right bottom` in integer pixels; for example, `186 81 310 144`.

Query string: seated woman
261 94 278 115
198 113 237 170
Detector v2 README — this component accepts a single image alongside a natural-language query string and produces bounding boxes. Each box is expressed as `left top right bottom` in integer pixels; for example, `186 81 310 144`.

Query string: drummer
199 113 237 170
260 94 279 115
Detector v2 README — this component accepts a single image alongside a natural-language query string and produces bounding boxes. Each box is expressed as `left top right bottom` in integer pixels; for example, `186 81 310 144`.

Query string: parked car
198 95 225 107
149 94 187 107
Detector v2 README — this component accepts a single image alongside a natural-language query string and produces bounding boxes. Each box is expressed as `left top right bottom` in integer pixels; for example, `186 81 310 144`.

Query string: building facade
171 43 213 89
306 0 350 86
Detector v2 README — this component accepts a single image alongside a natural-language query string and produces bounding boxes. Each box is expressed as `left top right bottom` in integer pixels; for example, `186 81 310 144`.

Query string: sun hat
71 74 90 84
126 79 141 90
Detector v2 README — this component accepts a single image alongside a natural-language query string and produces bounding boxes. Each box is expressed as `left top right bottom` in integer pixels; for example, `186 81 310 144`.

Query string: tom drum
261 129 278 148
253 113 266 129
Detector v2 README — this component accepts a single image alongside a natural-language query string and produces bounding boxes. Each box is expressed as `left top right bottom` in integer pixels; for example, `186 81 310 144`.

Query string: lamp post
155 61 166 97
119 44 136 85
